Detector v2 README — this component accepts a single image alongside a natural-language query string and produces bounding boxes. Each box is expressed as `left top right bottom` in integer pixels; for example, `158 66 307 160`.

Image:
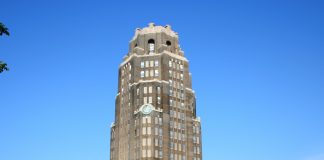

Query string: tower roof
132 23 178 41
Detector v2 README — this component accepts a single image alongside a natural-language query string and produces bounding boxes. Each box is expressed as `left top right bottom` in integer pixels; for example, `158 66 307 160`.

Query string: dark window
166 41 171 46
148 39 155 44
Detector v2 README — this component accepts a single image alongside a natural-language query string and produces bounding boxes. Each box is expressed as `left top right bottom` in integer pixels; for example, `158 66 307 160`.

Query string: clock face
141 104 153 115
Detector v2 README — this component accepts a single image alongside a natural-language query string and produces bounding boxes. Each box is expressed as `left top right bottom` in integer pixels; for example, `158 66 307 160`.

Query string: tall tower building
110 23 202 160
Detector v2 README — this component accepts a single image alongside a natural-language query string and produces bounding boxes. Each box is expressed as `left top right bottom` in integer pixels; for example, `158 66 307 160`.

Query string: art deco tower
110 23 202 160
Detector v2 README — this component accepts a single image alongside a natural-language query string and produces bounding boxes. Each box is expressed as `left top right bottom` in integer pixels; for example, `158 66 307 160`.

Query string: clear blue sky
1 0 323 160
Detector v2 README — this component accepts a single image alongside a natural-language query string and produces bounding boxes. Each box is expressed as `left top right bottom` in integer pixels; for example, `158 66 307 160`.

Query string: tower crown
128 23 183 57
132 23 178 40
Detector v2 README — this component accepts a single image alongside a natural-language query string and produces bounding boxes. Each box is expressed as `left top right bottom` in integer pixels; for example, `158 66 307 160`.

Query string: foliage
0 22 10 73
0 61 9 73
0 22 10 36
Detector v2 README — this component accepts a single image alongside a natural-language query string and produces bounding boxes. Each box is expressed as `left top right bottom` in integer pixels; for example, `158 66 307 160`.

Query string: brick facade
110 23 202 160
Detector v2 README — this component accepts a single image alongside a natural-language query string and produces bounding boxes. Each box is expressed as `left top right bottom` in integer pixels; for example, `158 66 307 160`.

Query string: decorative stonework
132 23 178 41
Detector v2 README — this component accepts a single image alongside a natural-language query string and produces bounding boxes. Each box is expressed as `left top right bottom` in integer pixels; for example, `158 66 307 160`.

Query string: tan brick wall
110 23 202 160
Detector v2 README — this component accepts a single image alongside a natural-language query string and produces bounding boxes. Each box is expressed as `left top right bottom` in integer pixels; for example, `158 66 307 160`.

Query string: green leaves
1 22 10 73
0 61 9 73
0 22 10 36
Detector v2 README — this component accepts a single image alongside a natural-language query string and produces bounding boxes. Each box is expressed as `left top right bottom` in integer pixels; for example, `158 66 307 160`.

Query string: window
142 127 146 135
149 97 152 103
147 149 151 157
155 117 158 124
141 61 144 68
170 110 174 117
154 138 158 146
148 39 155 53
144 87 147 94
166 40 171 46
142 149 147 157
169 61 172 67
144 97 147 104
182 134 186 141
148 137 151 146
150 61 154 67
155 150 158 158
155 60 159 66
169 70 172 77
145 61 149 68
180 74 184 80
155 127 158 135
149 43 154 53
140 71 144 78
157 87 161 94
150 69 154 77
155 70 159 77
180 64 184 71
157 97 161 104
149 86 152 93
181 113 185 120
145 70 149 77
181 123 185 130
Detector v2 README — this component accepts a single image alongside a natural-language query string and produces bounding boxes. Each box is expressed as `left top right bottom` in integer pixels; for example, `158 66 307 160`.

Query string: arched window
148 39 155 54
166 41 171 46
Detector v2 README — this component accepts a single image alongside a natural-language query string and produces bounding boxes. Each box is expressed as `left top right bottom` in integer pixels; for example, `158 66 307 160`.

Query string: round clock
141 104 153 115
